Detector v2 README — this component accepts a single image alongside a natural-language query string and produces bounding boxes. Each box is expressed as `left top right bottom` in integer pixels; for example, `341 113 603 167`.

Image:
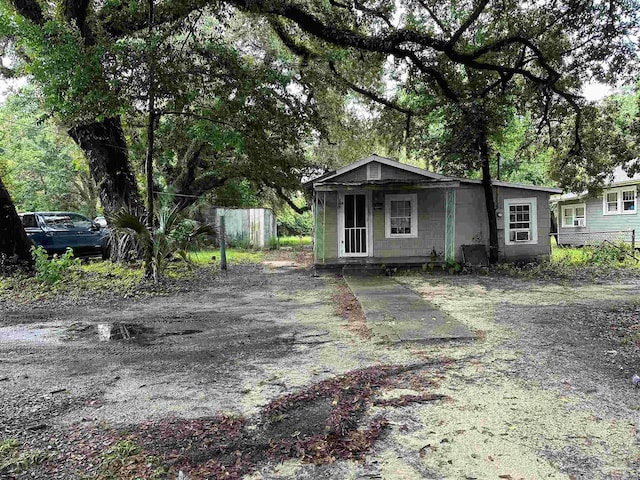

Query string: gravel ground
1 263 639 479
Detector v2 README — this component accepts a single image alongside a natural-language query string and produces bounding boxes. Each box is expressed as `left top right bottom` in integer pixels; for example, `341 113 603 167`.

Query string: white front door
338 192 370 257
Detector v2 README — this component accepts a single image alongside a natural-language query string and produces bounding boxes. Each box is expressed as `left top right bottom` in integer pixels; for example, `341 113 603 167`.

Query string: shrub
31 246 80 284
226 233 253 249
110 206 215 283
267 236 279 250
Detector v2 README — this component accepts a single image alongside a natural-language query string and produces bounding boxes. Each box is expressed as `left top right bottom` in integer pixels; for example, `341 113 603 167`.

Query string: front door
339 192 369 257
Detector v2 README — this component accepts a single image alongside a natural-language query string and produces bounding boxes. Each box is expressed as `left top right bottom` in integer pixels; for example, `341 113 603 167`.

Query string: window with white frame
603 186 637 215
385 194 418 238
561 203 586 227
504 197 538 245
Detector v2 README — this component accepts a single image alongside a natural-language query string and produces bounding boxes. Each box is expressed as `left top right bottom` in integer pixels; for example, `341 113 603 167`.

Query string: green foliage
0 440 19 457
494 242 640 280
110 205 215 282
277 197 313 236
444 259 462 274
550 90 640 193
189 248 265 265
267 235 279 250
97 440 166 480
552 242 638 267
0 439 48 476
0 87 98 214
32 246 80 284
226 233 254 249
278 236 312 248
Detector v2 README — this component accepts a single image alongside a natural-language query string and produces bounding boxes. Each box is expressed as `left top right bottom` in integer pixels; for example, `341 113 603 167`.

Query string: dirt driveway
1 261 639 479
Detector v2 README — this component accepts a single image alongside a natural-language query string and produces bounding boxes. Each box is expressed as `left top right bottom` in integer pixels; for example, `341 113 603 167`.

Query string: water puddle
97 323 150 342
64 323 203 345
0 325 61 344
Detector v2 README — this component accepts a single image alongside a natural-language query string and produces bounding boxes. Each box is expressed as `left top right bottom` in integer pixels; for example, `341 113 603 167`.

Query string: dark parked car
19 212 110 259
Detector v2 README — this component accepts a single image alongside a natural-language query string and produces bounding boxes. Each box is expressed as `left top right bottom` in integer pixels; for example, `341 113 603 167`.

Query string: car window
66 214 93 229
42 215 72 229
42 213 93 230
20 214 38 228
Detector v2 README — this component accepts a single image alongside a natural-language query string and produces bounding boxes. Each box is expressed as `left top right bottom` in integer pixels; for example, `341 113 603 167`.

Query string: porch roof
313 179 460 191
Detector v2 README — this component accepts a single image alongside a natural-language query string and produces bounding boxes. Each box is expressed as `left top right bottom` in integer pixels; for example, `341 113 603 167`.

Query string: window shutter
367 163 381 180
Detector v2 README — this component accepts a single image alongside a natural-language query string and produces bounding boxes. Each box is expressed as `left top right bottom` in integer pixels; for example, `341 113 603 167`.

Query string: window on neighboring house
605 192 618 213
603 186 637 215
504 197 538 245
385 194 418 238
623 190 636 212
562 204 586 227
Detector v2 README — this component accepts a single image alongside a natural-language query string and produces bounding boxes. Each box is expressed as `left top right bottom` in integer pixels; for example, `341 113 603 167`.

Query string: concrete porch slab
344 275 474 343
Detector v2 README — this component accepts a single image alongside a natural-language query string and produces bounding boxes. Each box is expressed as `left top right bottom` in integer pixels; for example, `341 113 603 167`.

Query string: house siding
316 188 445 263
496 188 552 260
332 162 429 182
557 194 639 245
454 185 488 262
315 185 553 264
371 189 446 258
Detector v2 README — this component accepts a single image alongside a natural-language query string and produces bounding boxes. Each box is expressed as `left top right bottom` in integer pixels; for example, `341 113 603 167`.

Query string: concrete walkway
344 275 474 343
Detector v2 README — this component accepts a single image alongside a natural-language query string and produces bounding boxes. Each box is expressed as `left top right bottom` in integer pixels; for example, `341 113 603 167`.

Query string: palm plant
109 205 215 282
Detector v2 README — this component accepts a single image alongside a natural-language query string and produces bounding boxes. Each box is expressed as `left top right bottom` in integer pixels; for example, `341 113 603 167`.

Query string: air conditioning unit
514 231 530 242
575 219 585 227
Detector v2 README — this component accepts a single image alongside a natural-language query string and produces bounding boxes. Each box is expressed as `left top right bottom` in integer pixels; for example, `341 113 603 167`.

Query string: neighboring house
306 154 561 267
198 207 277 248
553 166 640 246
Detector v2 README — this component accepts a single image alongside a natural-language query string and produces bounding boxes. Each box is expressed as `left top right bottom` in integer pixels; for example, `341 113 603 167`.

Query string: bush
110 206 215 282
553 241 638 267
277 200 313 237
226 233 253 249
32 246 80 284
267 236 279 250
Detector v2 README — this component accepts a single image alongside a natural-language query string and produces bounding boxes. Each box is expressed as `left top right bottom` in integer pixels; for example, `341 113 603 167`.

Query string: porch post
445 189 456 263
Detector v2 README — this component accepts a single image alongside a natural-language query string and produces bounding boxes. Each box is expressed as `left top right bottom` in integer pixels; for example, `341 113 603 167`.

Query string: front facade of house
555 167 640 246
309 155 561 267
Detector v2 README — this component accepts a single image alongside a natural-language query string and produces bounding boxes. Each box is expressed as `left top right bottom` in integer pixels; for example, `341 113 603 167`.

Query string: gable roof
317 154 448 183
308 154 561 193
609 165 640 184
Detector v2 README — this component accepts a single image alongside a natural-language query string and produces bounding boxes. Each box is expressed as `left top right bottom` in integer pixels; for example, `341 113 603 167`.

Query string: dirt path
1 264 639 479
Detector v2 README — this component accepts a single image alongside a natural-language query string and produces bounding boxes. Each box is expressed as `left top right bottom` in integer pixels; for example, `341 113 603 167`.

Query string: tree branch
159 110 236 130
447 0 489 47
417 1 450 35
270 183 310 213
328 60 416 115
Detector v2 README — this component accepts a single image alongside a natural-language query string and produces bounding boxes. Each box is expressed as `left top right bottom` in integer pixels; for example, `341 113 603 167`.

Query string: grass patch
277 236 312 248
0 247 268 305
0 259 144 304
0 439 49 476
96 440 166 480
493 242 640 280
189 248 265 265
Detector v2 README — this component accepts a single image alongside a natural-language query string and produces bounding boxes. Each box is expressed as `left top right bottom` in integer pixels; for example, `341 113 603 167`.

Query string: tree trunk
480 136 499 264
0 175 34 271
68 117 144 216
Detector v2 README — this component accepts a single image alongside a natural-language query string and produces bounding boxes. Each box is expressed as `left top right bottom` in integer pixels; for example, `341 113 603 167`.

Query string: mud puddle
0 325 63 344
64 322 203 345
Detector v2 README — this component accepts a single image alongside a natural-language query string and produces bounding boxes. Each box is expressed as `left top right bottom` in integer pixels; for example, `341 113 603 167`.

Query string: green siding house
307 155 561 267
553 167 640 246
